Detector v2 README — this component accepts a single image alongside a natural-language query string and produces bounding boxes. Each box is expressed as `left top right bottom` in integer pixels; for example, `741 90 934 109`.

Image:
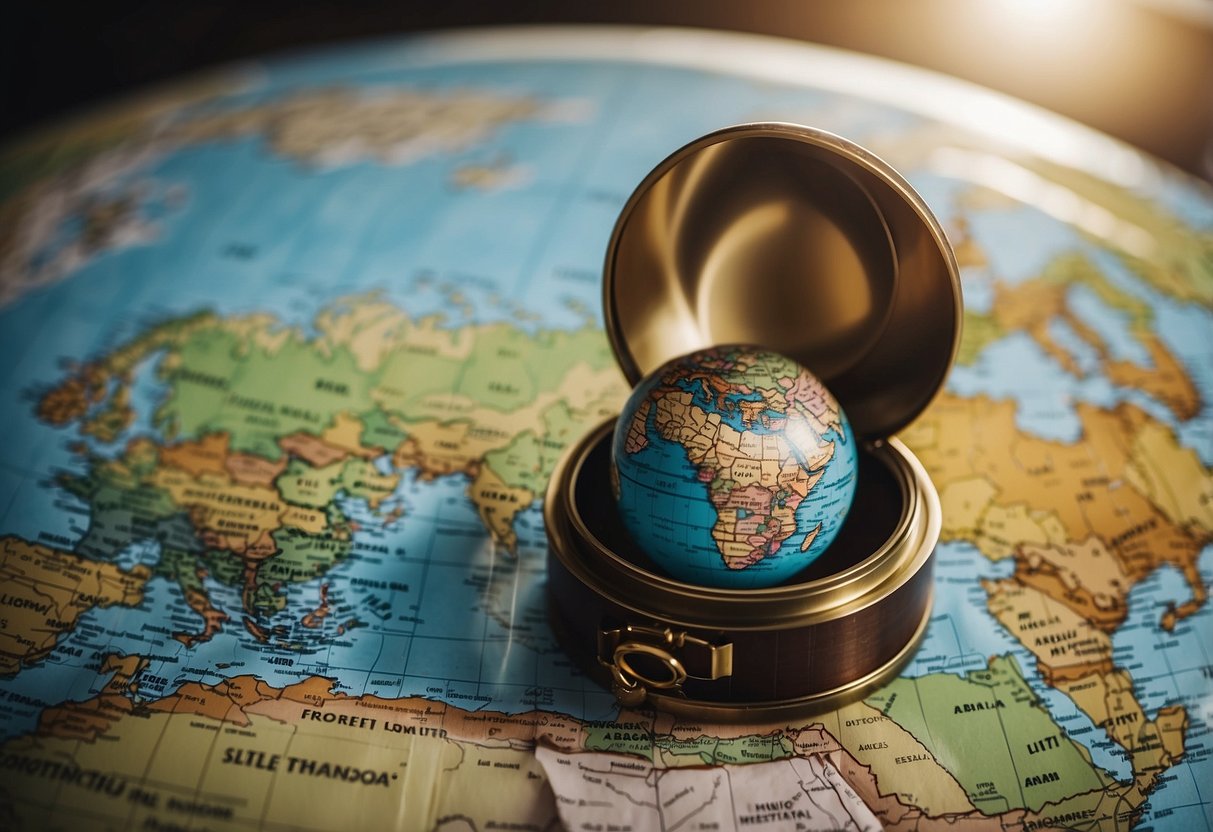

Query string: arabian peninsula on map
0 29 1210 831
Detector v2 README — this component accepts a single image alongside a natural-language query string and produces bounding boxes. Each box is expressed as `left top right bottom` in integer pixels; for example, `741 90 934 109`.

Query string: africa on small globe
610 345 858 589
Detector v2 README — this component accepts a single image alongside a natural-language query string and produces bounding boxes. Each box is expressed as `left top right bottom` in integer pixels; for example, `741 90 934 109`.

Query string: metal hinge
597 623 733 708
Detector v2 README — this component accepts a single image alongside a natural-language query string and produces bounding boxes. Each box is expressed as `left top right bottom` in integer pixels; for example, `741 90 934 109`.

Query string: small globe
610 345 858 589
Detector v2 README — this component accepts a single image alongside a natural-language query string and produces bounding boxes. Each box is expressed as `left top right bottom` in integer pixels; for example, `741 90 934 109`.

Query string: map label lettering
300 708 377 731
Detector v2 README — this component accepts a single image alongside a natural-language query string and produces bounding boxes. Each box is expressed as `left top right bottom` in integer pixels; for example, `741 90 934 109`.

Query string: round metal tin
603 122 962 439
546 123 960 719
545 420 941 720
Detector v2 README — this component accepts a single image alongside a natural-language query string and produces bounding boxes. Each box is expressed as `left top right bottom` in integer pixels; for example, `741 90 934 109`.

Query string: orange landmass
468 465 533 552
905 394 1210 628
950 217 988 269
173 582 230 647
20 663 1147 832
243 616 269 643
1014 540 1129 632
0 536 150 675
300 583 330 629
156 429 286 489
160 431 231 478
80 383 134 443
38 655 146 742
226 450 288 487
279 431 353 468
149 464 328 559
1106 333 1201 421
36 364 106 425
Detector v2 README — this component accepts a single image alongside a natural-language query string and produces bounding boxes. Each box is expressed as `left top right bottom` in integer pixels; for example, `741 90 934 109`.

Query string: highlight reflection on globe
610 345 858 589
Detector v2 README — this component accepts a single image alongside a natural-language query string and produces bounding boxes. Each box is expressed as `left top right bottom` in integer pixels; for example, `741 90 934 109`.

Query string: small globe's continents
610 345 858 588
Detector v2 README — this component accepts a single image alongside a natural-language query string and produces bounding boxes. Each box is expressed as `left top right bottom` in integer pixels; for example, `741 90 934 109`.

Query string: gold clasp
598 623 732 708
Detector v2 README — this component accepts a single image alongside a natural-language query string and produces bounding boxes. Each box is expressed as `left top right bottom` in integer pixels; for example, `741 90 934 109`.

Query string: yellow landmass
823 701 976 816
0 537 149 675
961 245 1202 422
1016 537 1130 631
1125 417 1213 534
890 122 1213 308
393 419 489 478
1056 669 1186 785
320 412 376 458
468 466 534 552
1 705 555 831
1019 685 1188 830
992 274 1067 331
984 578 1113 682
938 476 998 541
826 743 1022 832
950 217 988 269
213 313 287 355
10 667 1095 832
313 296 413 372
653 390 720 459
975 503 1071 561
393 360 623 549
450 158 530 192
624 398 651 453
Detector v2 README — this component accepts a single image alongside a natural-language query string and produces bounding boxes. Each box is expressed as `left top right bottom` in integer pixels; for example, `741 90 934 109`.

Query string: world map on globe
612 345 858 588
0 26 1210 831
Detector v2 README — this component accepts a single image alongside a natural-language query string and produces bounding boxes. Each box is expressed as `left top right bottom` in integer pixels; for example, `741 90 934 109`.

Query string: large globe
611 345 858 588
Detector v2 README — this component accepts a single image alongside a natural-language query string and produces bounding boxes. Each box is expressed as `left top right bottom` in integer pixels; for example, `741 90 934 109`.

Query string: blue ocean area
965 203 1085 285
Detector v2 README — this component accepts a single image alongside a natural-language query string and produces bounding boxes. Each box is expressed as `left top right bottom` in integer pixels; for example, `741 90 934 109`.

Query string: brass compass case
546 124 962 721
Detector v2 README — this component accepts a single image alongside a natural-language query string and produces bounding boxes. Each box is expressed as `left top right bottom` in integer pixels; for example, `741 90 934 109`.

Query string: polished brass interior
605 123 962 439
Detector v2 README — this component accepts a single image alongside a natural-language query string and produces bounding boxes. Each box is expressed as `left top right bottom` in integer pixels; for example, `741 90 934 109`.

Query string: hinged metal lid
603 123 962 439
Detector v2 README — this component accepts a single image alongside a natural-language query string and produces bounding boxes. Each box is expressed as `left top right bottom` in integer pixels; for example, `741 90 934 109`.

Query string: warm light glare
980 0 1098 31
930 147 1156 258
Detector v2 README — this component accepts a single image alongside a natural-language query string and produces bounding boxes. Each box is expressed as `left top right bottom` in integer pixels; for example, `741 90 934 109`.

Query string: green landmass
358 408 407 450
865 655 1112 814
584 722 654 757
481 400 589 495
254 529 352 614
276 459 345 509
336 458 398 507
158 326 375 459
956 309 1005 366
